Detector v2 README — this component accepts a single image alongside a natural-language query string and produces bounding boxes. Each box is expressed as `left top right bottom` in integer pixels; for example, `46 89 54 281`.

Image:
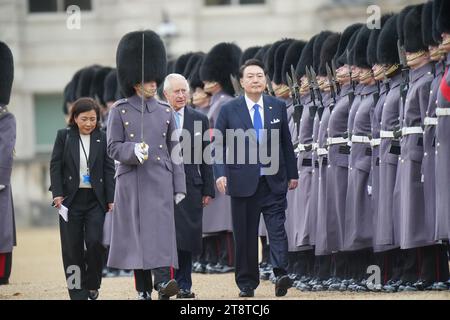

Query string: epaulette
111 98 129 109
156 100 171 108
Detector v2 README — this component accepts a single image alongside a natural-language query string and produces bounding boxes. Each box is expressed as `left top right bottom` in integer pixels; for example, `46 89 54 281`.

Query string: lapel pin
269 106 273 110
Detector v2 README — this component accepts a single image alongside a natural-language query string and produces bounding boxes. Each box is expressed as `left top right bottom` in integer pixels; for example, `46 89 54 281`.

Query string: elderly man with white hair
163 73 215 299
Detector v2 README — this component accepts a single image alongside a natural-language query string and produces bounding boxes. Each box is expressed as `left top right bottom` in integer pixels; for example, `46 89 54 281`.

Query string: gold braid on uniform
385 64 400 77
274 84 290 97
406 50 427 64
373 66 384 79
319 79 331 92
136 83 157 99
300 81 310 95
359 69 373 82
430 47 445 60
442 37 450 46
204 81 219 92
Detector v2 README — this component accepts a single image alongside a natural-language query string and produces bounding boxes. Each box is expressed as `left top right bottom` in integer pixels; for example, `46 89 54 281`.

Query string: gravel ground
1 228 449 300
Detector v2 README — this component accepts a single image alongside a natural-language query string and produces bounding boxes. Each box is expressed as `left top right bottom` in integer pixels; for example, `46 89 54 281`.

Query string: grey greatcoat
305 101 321 248
285 99 303 252
106 95 186 270
376 74 402 248
295 93 315 249
202 91 234 234
398 63 434 249
422 61 444 241
325 84 352 252
0 106 16 254
315 92 334 256
344 84 375 252
436 54 450 241
370 83 396 253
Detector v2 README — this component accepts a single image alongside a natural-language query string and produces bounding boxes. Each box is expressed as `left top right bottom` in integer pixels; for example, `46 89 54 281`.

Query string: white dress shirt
79 134 92 189
245 94 264 128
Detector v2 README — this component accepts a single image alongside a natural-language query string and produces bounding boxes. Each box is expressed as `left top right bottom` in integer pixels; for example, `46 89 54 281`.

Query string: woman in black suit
50 98 115 300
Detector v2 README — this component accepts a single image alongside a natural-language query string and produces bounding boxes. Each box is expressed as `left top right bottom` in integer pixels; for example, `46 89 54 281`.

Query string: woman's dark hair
68 97 101 128
239 59 267 79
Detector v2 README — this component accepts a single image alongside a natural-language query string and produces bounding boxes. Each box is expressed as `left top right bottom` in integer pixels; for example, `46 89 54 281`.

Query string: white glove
0 185 5 191
367 185 372 196
134 143 148 164
174 193 185 205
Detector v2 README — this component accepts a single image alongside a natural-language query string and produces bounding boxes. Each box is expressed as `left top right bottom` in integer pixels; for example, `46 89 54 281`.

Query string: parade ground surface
1 228 450 300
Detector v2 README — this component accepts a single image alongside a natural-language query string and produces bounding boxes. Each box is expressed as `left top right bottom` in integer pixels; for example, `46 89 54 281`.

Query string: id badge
82 174 91 184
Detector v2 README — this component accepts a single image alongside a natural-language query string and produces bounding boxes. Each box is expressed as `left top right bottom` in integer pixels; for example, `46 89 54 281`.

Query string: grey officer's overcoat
398 63 434 249
325 84 352 252
435 54 450 241
0 106 16 253
106 95 186 270
294 93 315 250
344 84 376 252
376 74 402 248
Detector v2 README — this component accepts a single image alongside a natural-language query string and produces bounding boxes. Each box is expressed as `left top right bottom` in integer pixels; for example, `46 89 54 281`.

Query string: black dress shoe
414 280 433 291
275 275 293 297
177 289 196 299
432 282 449 291
239 289 255 298
88 290 99 300
137 291 152 300
157 279 179 300
399 282 417 292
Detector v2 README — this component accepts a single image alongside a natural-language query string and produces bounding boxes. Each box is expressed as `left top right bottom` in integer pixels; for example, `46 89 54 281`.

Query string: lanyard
79 135 90 175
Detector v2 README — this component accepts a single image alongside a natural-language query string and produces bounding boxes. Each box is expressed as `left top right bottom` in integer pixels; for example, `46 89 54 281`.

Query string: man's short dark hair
239 59 267 79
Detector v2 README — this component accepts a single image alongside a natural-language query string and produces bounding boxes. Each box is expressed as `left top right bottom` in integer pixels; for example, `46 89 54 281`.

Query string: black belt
301 158 312 167
338 145 351 155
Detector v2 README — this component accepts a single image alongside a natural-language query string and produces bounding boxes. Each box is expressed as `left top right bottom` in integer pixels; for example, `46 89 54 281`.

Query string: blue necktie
174 111 181 129
253 104 263 176
253 104 263 141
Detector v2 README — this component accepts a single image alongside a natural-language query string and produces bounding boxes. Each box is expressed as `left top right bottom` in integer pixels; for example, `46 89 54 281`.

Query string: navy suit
214 94 298 291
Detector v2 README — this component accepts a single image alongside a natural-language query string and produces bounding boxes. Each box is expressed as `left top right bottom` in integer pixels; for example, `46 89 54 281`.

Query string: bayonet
230 74 243 97
326 63 337 105
310 67 323 107
289 65 304 138
266 75 275 96
397 39 410 109
346 49 355 106
305 67 318 119
331 59 341 95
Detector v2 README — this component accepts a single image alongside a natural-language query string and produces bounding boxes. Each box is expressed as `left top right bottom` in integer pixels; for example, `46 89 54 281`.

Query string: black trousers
333 251 348 280
59 189 105 300
346 249 373 281
260 236 270 265
231 176 288 291
175 250 192 291
419 244 450 283
218 231 235 266
134 267 171 292
0 252 12 285
374 248 402 284
314 254 332 280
